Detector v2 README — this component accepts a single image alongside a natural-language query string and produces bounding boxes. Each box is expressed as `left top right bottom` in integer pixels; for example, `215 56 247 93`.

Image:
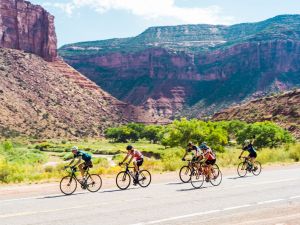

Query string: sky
31 0 300 47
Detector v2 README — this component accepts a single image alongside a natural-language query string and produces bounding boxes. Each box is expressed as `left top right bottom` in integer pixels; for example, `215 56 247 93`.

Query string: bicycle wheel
237 162 247 177
60 175 77 195
138 170 151 188
116 171 131 190
179 166 191 183
191 170 204 189
86 174 102 192
210 165 222 186
252 161 262 176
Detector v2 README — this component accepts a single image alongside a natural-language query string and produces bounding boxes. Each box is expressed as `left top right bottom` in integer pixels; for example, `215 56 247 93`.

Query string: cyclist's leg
78 163 85 179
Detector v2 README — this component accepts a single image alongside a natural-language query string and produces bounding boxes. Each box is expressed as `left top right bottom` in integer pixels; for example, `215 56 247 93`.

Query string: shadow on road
165 182 185 185
227 175 252 180
102 187 136 193
176 186 209 192
38 192 87 199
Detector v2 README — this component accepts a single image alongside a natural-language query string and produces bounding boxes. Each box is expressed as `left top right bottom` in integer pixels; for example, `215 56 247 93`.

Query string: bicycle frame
123 164 138 180
67 167 91 185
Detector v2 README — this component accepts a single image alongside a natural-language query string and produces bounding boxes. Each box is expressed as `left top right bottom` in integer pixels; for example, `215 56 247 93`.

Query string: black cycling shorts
205 159 216 165
136 158 144 167
249 152 257 158
83 160 93 170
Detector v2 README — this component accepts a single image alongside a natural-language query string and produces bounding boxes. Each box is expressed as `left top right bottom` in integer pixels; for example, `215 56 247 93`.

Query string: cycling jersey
203 148 216 161
188 145 200 156
128 150 143 160
74 150 92 162
243 144 256 155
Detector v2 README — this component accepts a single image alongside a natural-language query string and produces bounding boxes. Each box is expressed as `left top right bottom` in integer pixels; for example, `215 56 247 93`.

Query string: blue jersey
243 144 256 155
74 150 91 162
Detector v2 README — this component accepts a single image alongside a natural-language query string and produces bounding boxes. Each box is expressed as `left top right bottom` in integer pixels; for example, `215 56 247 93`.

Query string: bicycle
116 163 151 190
60 166 102 195
237 157 262 177
179 159 197 183
191 162 222 188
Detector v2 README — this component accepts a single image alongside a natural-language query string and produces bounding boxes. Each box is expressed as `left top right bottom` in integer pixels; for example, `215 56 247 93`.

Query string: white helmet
244 140 250 145
71 146 79 151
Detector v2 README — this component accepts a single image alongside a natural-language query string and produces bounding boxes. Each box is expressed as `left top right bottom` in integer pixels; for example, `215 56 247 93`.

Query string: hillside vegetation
1 120 299 184
213 89 300 138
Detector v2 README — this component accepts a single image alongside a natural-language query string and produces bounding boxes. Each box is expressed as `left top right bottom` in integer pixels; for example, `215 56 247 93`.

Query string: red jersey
203 148 216 160
128 150 143 160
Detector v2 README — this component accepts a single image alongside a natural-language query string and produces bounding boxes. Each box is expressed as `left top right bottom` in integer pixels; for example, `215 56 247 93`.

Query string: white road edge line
130 196 300 225
257 199 284 205
223 204 251 211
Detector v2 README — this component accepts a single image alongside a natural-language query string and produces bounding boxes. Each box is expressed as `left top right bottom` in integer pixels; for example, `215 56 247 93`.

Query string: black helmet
126 145 133 150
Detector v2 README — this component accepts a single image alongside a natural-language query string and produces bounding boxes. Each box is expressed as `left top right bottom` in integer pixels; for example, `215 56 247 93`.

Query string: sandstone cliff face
60 15 300 119
0 48 167 138
0 0 57 61
212 89 300 138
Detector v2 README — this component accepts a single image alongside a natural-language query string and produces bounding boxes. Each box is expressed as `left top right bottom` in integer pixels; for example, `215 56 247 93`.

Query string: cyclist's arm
73 156 82 167
121 154 129 164
127 155 134 164
182 150 188 160
67 158 75 167
239 150 245 158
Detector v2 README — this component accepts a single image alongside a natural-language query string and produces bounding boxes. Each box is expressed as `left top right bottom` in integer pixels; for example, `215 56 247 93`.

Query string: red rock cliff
0 0 57 61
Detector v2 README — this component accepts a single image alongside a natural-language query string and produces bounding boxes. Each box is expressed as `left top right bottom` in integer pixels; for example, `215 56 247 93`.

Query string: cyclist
182 142 202 168
119 145 144 185
66 146 93 182
239 139 257 171
200 143 216 182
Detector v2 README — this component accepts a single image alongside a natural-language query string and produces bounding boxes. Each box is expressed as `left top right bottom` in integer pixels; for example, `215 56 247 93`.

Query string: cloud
46 0 233 24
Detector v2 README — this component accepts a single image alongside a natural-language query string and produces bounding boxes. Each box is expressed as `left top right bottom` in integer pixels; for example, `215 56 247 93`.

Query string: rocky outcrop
0 48 168 138
212 89 300 138
60 15 300 119
0 0 57 61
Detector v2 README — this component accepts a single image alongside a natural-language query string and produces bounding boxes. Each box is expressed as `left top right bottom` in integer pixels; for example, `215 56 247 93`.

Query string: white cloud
46 0 233 24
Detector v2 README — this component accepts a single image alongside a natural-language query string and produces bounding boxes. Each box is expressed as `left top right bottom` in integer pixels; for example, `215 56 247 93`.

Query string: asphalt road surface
1 166 300 225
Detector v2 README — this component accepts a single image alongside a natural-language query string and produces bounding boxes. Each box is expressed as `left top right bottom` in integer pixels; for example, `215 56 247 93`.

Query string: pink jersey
128 150 143 160
203 148 216 160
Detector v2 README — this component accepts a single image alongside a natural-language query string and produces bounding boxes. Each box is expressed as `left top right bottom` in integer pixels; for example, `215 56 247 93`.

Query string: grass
0 139 299 184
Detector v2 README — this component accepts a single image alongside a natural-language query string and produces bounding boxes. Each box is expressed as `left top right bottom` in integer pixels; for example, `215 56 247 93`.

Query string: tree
236 122 294 149
142 125 164 143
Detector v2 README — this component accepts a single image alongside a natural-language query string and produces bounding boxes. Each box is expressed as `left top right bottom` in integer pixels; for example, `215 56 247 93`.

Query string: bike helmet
199 143 208 150
71 146 79 151
244 140 250 145
126 145 133 150
187 141 193 147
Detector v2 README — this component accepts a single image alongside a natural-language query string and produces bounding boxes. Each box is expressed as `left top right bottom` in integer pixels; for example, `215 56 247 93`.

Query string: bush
236 121 294 149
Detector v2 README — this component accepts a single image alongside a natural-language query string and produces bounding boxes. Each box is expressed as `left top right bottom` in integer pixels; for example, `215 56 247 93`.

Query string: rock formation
60 15 300 119
0 0 57 61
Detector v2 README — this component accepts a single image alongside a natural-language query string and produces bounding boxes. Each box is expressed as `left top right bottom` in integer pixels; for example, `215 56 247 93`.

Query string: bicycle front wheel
138 170 151 188
179 166 191 183
116 171 131 190
60 175 77 195
237 162 247 177
191 170 204 189
210 165 222 186
86 174 102 192
252 161 262 176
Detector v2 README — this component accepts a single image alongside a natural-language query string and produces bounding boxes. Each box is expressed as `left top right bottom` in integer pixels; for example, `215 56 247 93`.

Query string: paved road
1 166 300 225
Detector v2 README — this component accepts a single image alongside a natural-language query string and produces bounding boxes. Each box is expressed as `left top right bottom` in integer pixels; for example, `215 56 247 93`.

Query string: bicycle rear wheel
191 170 204 189
210 165 222 186
60 175 77 195
116 171 131 190
237 162 247 177
86 174 102 192
179 166 192 183
252 161 262 176
138 170 151 188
